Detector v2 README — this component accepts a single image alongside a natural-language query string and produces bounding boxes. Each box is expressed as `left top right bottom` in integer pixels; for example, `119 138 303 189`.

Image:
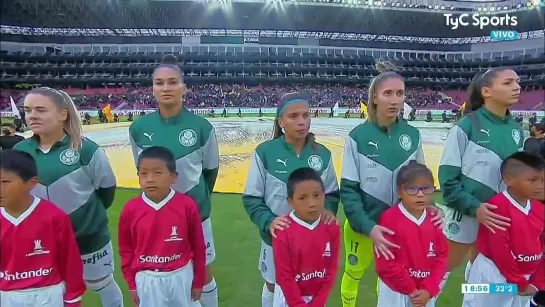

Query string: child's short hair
137 146 177 173
0 149 38 181
500 152 545 177
287 167 324 199
396 160 434 188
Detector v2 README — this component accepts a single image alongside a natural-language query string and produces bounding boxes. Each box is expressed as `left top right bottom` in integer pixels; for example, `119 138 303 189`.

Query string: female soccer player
463 152 544 307
439 67 523 287
339 62 442 307
129 54 220 307
273 167 340 307
375 161 448 307
0 150 86 307
14 87 123 307
242 92 340 307
119 146 206 307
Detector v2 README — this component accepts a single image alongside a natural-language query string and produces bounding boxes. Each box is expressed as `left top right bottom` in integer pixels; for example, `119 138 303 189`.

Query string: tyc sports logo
443 13 518 30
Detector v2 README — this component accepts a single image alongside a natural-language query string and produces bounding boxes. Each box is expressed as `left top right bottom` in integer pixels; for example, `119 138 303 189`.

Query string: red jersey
477 191 545 290
0 197 86 306
375 203 448 297
273 212 340 307
118 190 206 291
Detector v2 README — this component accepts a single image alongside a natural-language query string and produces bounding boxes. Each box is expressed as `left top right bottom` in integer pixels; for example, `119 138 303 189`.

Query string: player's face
24 94 67 136
0 170 38 208
506 169 545 200
373 77 405 119
398 176 434 213
137 158 177 201
482 69 520 107
153 67 186 108
279 102 311 141
288 180 325 222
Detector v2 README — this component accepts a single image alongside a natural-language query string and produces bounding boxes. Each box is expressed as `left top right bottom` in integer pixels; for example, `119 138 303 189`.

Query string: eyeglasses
403 186 435 196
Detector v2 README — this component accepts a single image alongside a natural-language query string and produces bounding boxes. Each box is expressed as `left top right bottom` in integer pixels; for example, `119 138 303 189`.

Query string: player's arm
416 131 426 164
201 125 219 194
242 151 276 233
308 224 341 307
85 147 117 209
128 122 143 167
322 156 340 215
56 213 86 306
529 232 545 291
484 217 531 290
438 125 481 216
187 198 207 290
340 135 375 235
118 206 137 291
374 216 417 295
420 225 449 297
272 232 308 307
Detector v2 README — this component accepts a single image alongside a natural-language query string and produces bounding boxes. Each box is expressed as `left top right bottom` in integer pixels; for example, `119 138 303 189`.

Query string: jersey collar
157 106 188 125
142 189 176 211
371 117 401 135
29 134 69 152
1 196 40 226
502 190 531 215
289 210 321 230
398 202 427 226
479 106 512 124
280 135 313 157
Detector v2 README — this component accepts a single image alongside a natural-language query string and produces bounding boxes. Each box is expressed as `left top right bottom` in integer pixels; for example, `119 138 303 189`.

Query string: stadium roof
1 0 543 38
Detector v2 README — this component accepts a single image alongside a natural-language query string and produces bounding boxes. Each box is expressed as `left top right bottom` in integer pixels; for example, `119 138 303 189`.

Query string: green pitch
82 189 465 306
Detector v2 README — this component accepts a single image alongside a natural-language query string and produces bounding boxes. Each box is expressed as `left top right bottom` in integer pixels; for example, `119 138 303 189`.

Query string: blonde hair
27 87 84 150
366 61 403 123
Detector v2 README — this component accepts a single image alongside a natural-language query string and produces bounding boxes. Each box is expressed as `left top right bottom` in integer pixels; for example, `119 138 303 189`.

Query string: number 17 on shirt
462 283 518 294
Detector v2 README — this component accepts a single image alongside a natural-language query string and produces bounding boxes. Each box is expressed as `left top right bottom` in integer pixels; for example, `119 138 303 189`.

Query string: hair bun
376 61 396 73
408 160 419 165
161 54 179 65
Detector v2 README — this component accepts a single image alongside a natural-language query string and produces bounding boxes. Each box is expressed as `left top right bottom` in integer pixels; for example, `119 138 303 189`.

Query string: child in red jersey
0 150 85 307
118 146 206 307
463 152 545 307
272 167 340 307
375 161 448 307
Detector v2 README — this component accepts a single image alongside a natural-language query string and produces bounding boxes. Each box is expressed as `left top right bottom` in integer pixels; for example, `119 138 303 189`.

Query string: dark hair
0 149 38 181
396 160 434 188
154 54 183 79
272 92 316 144
500 152 545 177
287 167 325 199
137 146 177 173
465 67 511 114
367 61 404 123
534 122 545 133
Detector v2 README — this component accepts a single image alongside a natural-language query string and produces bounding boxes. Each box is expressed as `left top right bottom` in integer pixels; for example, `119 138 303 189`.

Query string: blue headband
277 98 308 116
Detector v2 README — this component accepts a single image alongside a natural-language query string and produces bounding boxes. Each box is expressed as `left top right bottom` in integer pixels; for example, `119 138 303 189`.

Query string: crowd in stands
1 84 543 111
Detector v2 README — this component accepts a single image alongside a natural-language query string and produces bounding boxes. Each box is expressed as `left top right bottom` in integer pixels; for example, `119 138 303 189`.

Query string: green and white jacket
242 135 340 246
129 107 219 221
14 135 116 254
341 119 424 236
439 107 523 216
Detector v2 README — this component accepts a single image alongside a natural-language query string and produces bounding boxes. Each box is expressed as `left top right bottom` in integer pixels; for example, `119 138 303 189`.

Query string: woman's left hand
429 204 444 228
321 210 338 225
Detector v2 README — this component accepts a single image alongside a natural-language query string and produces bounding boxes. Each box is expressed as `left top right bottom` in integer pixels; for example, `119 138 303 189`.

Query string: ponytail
58 90 84 150
271 117 284 139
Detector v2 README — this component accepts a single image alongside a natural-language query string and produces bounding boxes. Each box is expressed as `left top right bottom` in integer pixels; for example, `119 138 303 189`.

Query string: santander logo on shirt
409 268 431 279
295 269 326 282
0 268 53 281
516 253 543 262
139 253 183 264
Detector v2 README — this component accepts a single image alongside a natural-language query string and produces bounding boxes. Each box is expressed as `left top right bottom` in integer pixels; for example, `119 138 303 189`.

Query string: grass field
82 189 465 306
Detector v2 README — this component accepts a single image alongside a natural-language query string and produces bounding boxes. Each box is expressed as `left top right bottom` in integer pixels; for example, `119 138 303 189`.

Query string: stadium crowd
2 84 454 111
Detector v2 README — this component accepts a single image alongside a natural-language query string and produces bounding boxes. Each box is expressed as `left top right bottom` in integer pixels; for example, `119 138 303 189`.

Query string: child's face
288 180 325 221
0 170 38 208
137 158 177 200
398 176 435 212
504 168 545 200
